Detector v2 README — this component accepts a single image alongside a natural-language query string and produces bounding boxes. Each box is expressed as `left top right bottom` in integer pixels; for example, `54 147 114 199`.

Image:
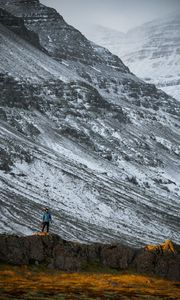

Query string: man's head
44 207 49 212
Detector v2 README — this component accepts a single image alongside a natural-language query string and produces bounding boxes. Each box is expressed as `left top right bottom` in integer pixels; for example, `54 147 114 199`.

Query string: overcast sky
41 0 180 34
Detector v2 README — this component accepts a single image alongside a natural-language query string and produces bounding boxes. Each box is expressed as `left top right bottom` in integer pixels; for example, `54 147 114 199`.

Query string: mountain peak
0 0 128 70
88 13 180 101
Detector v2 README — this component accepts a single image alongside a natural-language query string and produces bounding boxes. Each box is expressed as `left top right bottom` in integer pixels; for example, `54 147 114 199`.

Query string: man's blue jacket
43 212 52 222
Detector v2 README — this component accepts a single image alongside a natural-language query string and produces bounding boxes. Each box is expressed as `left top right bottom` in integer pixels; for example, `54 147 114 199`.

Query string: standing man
42 208 52 233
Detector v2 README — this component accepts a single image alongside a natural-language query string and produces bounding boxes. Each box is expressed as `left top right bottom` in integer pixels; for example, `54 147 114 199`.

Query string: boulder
100 245 136 269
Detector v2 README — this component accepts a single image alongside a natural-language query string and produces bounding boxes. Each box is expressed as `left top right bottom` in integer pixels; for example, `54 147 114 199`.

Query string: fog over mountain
41 0 180 34
86 13 180 101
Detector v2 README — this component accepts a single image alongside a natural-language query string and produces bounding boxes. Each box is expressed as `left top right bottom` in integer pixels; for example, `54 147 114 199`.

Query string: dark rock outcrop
0 234 179 281
0 7 43 50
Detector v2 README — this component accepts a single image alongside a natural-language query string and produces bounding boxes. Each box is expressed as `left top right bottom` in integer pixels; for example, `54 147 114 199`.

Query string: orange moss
145 239 176 254
33 232 49 236
0 265 180 299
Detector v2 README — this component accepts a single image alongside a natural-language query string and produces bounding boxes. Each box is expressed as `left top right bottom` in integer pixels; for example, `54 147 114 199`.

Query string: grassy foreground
0 265 180 299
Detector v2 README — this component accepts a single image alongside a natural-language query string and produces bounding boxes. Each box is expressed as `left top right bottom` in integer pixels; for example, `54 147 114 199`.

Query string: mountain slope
0 0 128 72
0 2 180 247
1 0 178 106
0 24 79 83
87 15 180 101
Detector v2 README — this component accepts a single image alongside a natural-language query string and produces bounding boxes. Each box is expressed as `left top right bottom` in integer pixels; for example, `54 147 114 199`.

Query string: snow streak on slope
0 70 180 247
0 119 180 247
161 86 180 103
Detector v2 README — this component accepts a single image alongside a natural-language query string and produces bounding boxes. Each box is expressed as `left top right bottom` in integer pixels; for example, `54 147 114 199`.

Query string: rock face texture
0 1 180 247
0 7 42 50
87 15 180 101
0 0 128 70
0 234 180 281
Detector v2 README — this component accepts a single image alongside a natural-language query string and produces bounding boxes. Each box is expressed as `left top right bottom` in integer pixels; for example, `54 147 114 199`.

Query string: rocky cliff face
0 0 128 71
87 15 180 101
0 234 180 281
0 7 42 50
0 1 180 247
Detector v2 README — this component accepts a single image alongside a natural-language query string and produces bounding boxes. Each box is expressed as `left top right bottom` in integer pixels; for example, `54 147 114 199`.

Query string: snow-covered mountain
0 0 180 247
87 15 180 101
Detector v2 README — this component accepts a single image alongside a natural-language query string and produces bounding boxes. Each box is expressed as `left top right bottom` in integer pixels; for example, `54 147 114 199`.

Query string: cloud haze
41 0 180 34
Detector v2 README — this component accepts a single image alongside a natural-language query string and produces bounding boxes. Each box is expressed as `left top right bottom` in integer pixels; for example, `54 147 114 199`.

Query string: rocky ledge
0 7 42 50
0 234 179 281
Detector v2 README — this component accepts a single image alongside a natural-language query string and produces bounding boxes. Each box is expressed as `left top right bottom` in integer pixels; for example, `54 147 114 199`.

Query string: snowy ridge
0 0 129 73
87 15 180 101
